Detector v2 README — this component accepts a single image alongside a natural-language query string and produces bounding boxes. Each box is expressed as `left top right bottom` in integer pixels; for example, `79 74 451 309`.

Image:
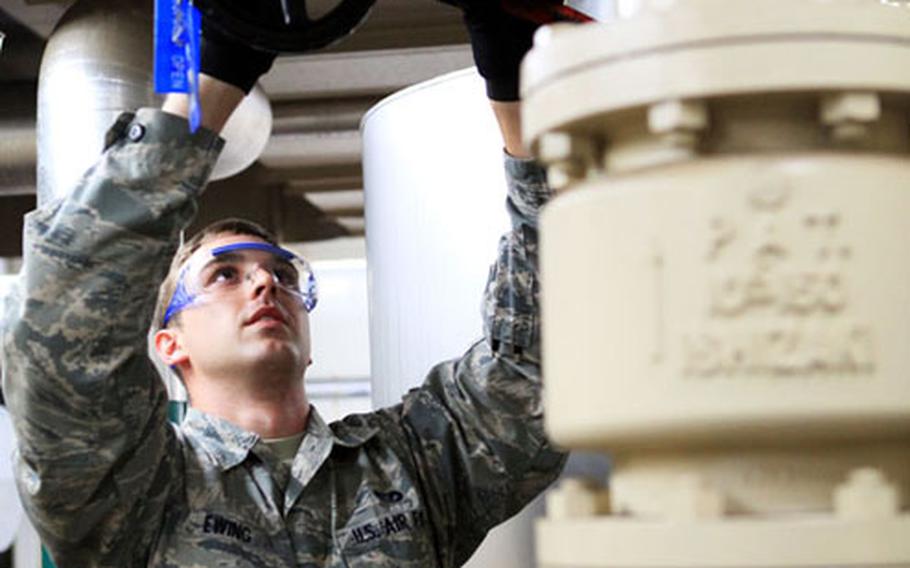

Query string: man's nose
246 265 277 298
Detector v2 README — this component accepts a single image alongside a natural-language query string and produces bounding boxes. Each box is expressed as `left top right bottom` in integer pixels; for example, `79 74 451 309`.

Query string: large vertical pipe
36 0 271 206
362 69 510 409
0 407 23 553
37 0 162 205
361 66 611 568
362 69 537 568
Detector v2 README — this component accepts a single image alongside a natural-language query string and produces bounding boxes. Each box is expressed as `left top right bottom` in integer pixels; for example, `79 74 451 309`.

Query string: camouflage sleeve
482 154 553 359
390 154 568 565
0 109 223 565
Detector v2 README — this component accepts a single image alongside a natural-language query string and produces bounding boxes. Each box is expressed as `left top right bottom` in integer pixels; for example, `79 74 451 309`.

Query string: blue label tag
154 0 202 132
183 0 202 132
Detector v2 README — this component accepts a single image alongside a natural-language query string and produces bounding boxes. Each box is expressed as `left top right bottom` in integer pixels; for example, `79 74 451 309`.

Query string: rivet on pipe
546 478 610 520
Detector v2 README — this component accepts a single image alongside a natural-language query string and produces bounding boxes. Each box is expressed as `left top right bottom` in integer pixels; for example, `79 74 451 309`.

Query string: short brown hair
152 218 278 331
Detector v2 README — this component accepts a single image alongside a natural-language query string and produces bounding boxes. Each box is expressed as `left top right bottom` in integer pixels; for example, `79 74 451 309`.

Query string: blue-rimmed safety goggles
162 242 317 327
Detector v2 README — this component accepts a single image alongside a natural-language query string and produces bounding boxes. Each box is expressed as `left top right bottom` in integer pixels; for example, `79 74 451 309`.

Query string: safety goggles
162 242 318 327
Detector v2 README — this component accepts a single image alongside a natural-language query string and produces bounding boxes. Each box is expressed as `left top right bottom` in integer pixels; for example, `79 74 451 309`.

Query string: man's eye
273 265 300 287
208 266 239 286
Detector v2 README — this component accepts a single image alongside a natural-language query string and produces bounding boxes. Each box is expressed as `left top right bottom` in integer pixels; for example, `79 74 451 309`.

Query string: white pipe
362 68 536 568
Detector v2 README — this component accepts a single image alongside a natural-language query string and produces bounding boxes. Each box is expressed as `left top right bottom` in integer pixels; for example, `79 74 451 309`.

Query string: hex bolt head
821 92 881 125
537 132 575 164
536 132 598 190
546 478 609 520
820 92 881 142
546 165 574 192
834 467 900 520
648 99 709 135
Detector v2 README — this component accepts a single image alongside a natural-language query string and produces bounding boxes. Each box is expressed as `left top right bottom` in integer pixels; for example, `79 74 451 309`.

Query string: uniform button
128 123 146 142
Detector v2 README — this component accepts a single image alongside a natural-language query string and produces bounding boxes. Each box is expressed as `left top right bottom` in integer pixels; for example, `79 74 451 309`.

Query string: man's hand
162 74 245 133
162 16 277 133
439 1 539 156
443 0 539 103
199 20 277 96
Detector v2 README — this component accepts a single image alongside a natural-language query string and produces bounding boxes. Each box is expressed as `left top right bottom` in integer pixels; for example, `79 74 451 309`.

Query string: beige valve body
524 1 910 566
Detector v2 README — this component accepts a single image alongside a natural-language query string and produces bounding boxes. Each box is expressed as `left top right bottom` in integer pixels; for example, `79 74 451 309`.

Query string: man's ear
154 328 190 368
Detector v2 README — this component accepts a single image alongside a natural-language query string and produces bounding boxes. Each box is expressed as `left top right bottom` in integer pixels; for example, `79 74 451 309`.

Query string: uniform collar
180 406 379 472
284 408 378 512
329 412 381 448
181 408 260 471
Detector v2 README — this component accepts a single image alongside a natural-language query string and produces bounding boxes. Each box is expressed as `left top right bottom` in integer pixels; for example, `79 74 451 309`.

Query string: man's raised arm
0 26 272 564
370 4 570 563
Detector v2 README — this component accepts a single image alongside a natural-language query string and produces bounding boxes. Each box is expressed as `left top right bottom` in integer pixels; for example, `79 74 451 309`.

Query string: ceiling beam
2 0 69 39
0 1 473 249
335 216 366 235
0 8 46 79
260 163 362 187
272 96 381 134
260 129 363 170
305 189 364 218
285 176 364 194
262 45 473 101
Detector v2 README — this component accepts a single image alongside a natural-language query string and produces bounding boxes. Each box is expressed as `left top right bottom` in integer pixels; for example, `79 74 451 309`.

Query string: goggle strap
210 242 296 261
162 266 195 327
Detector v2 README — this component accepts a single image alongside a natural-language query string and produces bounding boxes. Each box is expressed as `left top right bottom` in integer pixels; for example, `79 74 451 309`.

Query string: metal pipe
36 0 271 206
37 0 161 205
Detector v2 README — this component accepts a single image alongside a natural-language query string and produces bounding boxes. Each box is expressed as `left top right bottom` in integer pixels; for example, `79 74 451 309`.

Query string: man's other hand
199 19 277 96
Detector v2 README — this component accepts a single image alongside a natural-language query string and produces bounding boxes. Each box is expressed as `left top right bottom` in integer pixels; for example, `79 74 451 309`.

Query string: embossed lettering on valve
683 179 876 378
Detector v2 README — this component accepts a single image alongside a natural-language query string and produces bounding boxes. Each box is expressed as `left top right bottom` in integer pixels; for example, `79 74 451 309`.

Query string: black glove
199 19 277 94
441 1 588 101
440 0 540 102
462 4 539 102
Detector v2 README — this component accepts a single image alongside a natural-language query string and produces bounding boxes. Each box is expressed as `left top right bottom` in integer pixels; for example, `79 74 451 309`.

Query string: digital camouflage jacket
1 108 566 567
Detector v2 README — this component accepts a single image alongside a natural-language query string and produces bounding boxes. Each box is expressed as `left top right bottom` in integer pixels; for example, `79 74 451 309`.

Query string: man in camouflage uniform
1 3 567 566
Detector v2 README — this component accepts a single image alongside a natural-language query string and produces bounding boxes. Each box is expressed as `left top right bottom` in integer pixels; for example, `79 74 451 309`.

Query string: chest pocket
338 490 434 567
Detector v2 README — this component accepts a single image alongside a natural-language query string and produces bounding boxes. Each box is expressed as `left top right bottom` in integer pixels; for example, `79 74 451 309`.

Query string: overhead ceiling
0 0 474 258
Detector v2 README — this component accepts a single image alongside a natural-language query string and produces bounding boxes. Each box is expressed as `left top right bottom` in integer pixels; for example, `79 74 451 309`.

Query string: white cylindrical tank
361 68 534 568
524 0 910 566
362 69 511 408
0 407 23 552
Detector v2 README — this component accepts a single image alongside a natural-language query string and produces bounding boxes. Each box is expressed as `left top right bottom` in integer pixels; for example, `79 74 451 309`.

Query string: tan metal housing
524 1 910 565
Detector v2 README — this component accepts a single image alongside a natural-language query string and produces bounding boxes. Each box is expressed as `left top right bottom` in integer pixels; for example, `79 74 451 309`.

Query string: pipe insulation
36 0 271 205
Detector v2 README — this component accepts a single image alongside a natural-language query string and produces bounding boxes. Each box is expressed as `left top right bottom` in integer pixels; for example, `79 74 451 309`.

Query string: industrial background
4 1 905 568
0 1 475 566
0 0 473 257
